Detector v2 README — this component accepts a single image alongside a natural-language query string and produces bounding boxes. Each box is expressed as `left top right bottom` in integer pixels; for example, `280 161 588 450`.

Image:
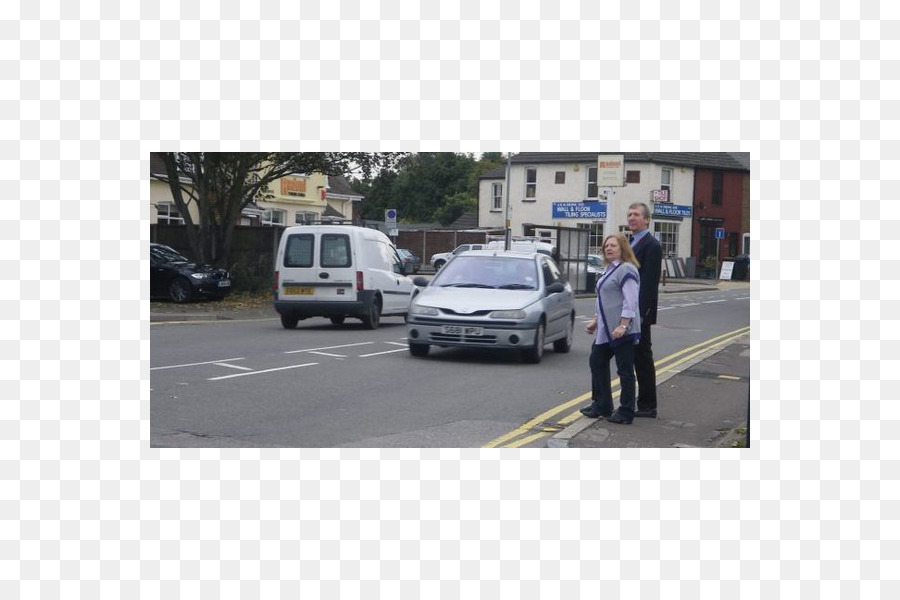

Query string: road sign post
715 227 725 277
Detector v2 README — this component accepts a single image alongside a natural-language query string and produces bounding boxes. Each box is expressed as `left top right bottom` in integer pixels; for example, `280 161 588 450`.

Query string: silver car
407 251 575 363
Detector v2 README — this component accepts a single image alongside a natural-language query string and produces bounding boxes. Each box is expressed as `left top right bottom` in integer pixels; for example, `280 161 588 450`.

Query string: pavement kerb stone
547 332 750 448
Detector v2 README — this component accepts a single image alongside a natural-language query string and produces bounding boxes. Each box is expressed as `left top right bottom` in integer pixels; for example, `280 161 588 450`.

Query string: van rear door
279 231 317 300
315 231 356 303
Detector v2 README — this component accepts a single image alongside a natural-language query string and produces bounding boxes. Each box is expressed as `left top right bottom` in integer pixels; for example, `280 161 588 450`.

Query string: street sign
715 227 725 239
719 261 734 280
385 209 397 228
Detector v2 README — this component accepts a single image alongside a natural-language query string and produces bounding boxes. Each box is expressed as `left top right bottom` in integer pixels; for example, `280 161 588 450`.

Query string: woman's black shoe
580 405 612 419
607 410 633 424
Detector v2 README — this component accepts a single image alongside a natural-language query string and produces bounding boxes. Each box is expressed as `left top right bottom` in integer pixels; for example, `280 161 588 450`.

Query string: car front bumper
406 317 539 349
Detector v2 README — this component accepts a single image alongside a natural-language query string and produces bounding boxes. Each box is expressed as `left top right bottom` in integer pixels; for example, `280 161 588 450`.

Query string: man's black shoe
580 405 612 419
607 410 633 425
634 408 657 418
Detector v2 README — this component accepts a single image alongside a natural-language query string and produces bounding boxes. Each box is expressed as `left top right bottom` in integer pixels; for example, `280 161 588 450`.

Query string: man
627 202 662 418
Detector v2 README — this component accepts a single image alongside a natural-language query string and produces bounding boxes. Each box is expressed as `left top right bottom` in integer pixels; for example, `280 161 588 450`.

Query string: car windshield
588 255 602 267
151 245 189 264
433 256 538 290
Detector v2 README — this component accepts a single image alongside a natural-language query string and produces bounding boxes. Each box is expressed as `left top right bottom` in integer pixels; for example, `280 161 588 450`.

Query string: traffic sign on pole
385 209 397 228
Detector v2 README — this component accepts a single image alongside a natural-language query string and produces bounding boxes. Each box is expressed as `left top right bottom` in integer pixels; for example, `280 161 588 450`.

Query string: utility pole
504 152 512 250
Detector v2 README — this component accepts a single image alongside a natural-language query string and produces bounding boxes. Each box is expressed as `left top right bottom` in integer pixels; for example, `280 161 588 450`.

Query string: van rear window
321 234 351 268
284 234 314 268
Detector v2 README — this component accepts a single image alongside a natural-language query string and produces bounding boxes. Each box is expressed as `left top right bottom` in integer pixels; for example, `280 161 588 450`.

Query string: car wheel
330 316 345 325
409 343 429 357
281 314 299 329
523 321 545 364
361 297 381 330
434 260 445 270
553 314 574 353
168 277 193 303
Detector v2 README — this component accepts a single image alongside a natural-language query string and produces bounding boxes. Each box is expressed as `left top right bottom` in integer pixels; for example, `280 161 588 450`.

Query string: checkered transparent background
2 0 894 597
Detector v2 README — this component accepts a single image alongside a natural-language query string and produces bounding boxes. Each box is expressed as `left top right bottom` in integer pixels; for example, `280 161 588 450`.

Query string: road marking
718 375 742 381
213 362 253 371
384 341 408 347
702 299 727 304
483 325 751 448
308 351 347 358
285 342 373 354
207 362 318 381
735 296 749 300
359 348 408 357
151 358 245 371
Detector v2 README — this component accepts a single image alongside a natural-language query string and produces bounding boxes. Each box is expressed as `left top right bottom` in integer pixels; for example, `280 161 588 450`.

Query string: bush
228 257 274 294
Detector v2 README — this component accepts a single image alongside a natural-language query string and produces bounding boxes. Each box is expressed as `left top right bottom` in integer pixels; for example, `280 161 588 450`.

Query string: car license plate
218 280 231 287
441 325 483 336
284 287 313 296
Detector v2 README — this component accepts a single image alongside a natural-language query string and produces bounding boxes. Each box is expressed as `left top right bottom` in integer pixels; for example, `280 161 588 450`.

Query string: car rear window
321 234 351 268
284 234 314 268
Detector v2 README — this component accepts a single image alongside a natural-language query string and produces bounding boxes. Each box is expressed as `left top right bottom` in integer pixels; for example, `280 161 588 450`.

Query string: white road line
285 342 373 354
208 362 318 381
735 296 750 300
213 363 254 371
384 342 408 347
151 358 245 371
308 351 347 358
359 348 409 358
702 300 727 304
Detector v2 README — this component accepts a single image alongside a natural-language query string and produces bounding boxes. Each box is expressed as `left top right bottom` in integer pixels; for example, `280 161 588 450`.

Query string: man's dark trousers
635 322 656 412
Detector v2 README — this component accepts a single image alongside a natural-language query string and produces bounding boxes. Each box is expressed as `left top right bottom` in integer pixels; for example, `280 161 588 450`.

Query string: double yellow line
483 325 751 448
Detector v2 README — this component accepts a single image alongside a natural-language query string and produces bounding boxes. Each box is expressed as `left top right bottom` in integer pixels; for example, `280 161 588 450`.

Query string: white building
478 153 697 259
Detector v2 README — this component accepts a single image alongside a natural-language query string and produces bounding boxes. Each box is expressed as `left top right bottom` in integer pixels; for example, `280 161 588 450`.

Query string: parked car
150 243 232 302
273 225 414 329
397 248 422 274
406 251 575 363
587 254 606 276
485 239 556 258
430 243 485 270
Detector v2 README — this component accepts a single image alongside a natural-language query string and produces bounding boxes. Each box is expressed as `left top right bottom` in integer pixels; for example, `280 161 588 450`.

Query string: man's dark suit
631 231 662 412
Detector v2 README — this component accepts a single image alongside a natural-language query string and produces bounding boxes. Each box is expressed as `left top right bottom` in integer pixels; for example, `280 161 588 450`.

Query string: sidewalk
548 333 750 448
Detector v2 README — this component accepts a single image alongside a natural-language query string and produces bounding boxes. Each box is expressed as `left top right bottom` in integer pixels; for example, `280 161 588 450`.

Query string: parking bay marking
212 362 254 371
208 362 318 381
151 357 246 371
285 342 374 355
359 348 408 358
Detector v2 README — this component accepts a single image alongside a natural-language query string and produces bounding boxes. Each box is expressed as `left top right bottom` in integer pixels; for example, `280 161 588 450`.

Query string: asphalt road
150 287 750 447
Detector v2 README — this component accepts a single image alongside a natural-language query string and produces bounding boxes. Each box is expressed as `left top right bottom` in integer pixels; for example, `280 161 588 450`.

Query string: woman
581 233 642 424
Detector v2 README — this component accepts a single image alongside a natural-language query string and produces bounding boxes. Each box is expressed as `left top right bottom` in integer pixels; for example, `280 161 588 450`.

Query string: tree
432 191 477 226
152 152 404 266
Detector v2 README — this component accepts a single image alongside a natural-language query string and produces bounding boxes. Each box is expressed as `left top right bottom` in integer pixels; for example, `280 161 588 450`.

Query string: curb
547 332 750 448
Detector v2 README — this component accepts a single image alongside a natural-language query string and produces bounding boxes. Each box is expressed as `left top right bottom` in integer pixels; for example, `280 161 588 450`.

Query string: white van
274 225 415 329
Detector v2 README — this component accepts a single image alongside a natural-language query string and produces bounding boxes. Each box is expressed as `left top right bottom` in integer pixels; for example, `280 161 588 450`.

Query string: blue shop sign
653 202 692 218
552 202 607 219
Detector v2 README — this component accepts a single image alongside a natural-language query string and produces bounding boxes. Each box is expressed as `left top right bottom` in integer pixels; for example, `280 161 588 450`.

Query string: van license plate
284 287 314 296
442 325 483 336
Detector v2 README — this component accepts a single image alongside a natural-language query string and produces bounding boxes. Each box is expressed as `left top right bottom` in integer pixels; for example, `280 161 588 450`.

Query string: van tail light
356 271 364 291
274 271 279 292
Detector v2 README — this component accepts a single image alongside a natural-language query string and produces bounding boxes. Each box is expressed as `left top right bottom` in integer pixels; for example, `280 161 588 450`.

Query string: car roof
456 250 540 260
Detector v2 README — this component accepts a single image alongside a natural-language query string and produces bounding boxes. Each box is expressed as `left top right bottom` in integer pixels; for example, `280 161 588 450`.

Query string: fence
393 229 504 267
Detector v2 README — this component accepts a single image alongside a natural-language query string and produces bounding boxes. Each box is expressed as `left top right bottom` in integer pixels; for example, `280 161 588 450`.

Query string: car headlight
490 309 526 319
190 273 209 280
410 305 439 316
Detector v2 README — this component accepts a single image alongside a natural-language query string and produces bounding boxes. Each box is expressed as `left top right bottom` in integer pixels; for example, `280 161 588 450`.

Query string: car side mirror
546 282 565 295
413 276 429 287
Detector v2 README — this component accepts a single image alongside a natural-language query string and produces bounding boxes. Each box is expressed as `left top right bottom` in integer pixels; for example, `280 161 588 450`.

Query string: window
262 209 285 226
295 211 317 224
541 259 560 287
156 203 184 225
578 223 604 255
492 183 503 211
661 168 672 193
284 234 314 267
320 234 351 268
742 233 750 256
587 167 598 198
712 171 723 205
555 171 565 184
654 222 679 258
626 170 640 183
525 168 537 199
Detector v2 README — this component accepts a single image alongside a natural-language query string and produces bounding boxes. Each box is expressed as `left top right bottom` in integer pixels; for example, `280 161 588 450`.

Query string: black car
150 243 232 302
